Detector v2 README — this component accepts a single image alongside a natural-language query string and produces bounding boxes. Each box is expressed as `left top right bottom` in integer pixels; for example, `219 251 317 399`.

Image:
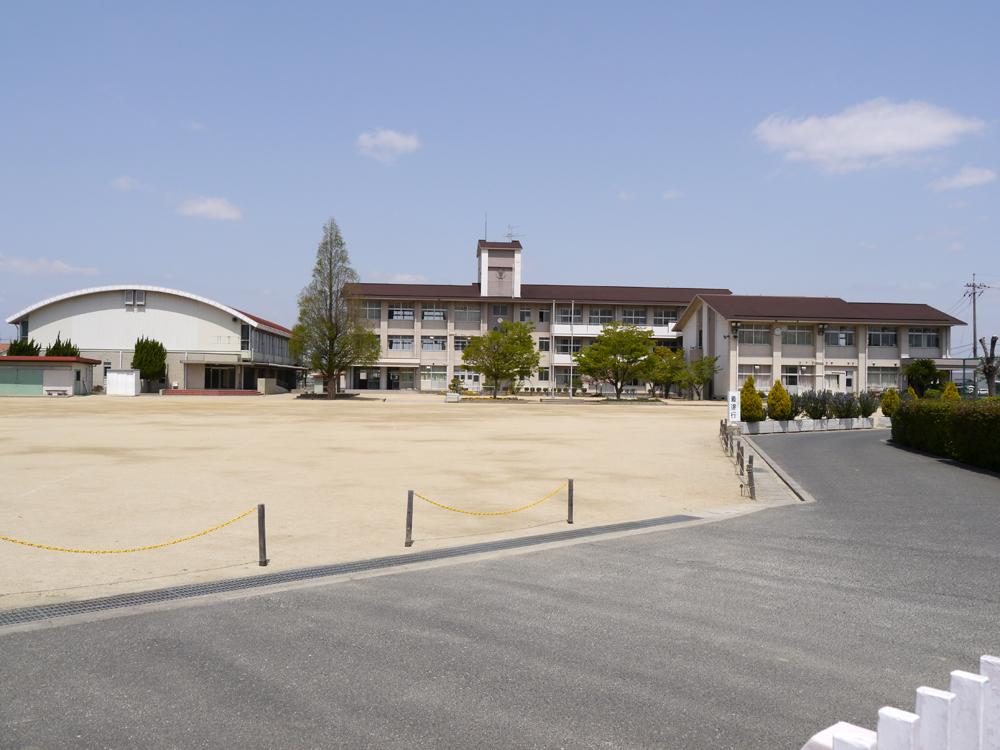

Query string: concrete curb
743 436 817 504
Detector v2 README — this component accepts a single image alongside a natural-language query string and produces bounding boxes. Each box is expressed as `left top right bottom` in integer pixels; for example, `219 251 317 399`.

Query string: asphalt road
2 431 999 749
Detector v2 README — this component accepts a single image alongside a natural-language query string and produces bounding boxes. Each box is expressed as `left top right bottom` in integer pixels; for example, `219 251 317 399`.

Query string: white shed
105 369 141 396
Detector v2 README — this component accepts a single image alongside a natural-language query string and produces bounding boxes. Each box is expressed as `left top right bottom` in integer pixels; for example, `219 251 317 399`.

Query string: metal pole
405 490 414 547
569 300 575 398
257 503 269 566
567 479 574 524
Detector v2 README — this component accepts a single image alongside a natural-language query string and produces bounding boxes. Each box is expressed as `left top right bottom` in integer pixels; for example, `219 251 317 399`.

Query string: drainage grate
0 514 699 628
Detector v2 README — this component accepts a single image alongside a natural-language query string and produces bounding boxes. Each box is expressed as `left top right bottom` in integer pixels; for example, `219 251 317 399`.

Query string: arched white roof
6 285 290 336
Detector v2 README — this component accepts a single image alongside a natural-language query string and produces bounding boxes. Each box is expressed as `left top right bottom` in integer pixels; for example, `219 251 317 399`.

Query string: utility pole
964 273 990 357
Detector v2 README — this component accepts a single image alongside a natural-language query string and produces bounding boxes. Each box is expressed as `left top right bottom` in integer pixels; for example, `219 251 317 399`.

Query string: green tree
650 346 686 398
131 336 167 382
941 381 961 402
573 323 655 400
8 338 41 355
462 321 540 399
904 358 942 397
678 355 720 400
290 218 380 398
880 388 901 417
766 380 793 420
449 376 463 394
979 335 998 398
44 333 80 357
740 376 764 422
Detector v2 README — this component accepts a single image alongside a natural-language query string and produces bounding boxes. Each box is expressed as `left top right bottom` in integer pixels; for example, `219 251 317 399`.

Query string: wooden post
747 455 756 500
405 490 414 547
257 503 269 567
567 479 574 524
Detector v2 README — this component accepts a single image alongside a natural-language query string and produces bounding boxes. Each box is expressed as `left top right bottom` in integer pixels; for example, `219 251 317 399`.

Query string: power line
963 273 993 357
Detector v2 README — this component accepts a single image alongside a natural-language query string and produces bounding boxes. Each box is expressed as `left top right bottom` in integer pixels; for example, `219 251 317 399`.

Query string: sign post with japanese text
727 390 740 423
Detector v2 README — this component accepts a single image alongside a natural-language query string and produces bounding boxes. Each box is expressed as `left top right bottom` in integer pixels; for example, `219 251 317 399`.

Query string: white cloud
662 190 682 200
930 166 996 191
357 128 421 163
111 175 138 191
0 255 98 277
754 98 986 172
176 197 243 221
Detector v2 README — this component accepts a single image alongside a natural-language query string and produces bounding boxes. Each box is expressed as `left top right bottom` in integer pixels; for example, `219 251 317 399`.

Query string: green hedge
891 399 1000 471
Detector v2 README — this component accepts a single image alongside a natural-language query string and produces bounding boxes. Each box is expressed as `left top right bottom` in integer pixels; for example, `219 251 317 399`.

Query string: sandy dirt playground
1 394 740 608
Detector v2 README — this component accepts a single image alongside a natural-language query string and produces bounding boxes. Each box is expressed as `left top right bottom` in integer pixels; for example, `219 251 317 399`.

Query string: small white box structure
105 369 141 396
801 654 1000 750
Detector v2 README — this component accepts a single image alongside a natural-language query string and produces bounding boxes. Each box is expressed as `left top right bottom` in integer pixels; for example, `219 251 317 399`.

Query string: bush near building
766 381 792 421
891 400 1000 471
740 376 764 422
880 388 901 417
941 382 961 402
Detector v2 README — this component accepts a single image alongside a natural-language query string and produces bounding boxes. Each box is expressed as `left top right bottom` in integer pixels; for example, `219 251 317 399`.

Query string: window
454 336 470 351
454 305 480 323
420 365 447 390
19 320 28 341
75 370 81 382
782 365 813 389
388 335 414 351
538 338 551 352
538 369 550 381
737 364 772 389
362 301 381 321
124 289 134 306
589 308 613 325
240 324 251 350
867 367 900 391
519 308 533 323
737 325 771 345
782 325 813 346
825 328 855 347
868 327 898 347
421 336 446 351
908 328 940 348
621 308 647 325
538 309 550 323
388 303 414 321
491 304 509 318
134 290 146 306
556 338 582 354
653 308 677 326
556 306 582 324
422 305 446 321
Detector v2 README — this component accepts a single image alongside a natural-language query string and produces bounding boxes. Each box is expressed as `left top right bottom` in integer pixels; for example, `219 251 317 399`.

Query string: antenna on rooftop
484 211 488 240
504 224 525 242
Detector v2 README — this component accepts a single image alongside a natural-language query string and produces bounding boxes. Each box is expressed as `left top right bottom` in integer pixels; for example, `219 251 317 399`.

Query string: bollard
257 503 269 566
747 455 756 500
405 490 414 547
567 479 574 524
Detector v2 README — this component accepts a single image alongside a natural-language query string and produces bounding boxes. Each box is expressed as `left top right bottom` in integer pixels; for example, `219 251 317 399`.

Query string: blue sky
2 1 998 354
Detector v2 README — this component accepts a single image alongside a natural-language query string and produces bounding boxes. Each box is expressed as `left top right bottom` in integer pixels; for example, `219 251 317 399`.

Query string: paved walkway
2 431 999 748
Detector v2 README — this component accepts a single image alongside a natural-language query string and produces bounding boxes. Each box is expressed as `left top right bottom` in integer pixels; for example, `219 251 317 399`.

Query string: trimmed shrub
799 389 831 419
891 400 1000 471
880 388 901 417
904 386 918 401
740 376 764 422
857 391 879 418
45 333 80 357
830 391 860 418
766 381 793 421
789 392 804 418
924 388 941 400
8 338 41 355
941 382 961 402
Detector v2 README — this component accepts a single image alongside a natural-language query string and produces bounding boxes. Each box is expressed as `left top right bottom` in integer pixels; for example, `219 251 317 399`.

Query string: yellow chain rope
0 506 258 555
413 484 566 516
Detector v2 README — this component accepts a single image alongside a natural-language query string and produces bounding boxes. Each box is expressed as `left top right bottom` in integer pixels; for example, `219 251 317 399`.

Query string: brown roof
0 343 8 354
346 282 730 305
0 356 102 365
692 294 965 326
234 309 292 335
476 240 523 251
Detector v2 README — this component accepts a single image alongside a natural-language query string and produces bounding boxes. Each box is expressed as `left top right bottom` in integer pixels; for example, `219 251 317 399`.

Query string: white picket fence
802 655 1000 749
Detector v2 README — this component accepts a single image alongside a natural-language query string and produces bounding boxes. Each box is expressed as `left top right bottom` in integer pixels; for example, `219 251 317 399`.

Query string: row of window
737 365 903 390
385 335 589 353
361 301 679 326
737 325 941 348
